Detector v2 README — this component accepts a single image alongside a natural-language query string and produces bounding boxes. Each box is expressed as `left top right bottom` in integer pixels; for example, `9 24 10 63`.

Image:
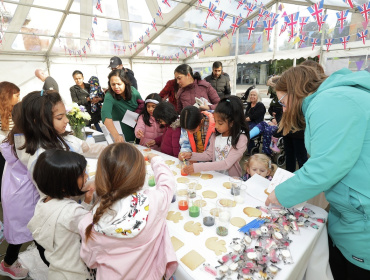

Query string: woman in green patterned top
101 70 142 142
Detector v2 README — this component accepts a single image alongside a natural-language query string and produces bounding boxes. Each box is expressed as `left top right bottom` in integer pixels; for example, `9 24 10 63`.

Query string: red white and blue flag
288 32 297 42
145 28 150 38
357 2 370 23
308 0 324 31
197 0 205 9
189 49 193 55
151 19 157 31
311 38 319 50
237 0 245 10
86 38 91 50
90 29 95 40
230 14 243 36
340 35 350 50
218 10 228 29
203 47 206 54
156 7 163 20
209 42 213 51
133 42 137 51
93 16 97 25
263 10 271 20
128 44 132 53
342 0 354 9
203 20 208 29
279 20 288 36
196 31 204 41
151 49 155 56
206 2 218 20
157 54 160 62
299 35 307 48
224 31 229 39
357 30 368 45
244 3 255 17
181 47 188 57
162 0 171 8
298 16 309 34
139 36 144 44
96 0 103 13
122 45 126 54
175 52 179 62
256 8 265 22
325 38 333 52
82 46 87 56
116 45 121 55
246 20 257 40
285 12 299 40
216 37 221 45
336 10 349 30
169 55 173 63
263 20 276 41
190 39 195 49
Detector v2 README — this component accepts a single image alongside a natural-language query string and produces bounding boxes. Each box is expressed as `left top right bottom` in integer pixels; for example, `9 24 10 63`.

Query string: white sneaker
0 260 29 279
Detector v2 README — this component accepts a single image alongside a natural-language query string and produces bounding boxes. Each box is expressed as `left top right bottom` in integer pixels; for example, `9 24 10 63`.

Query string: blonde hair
275 65 327 135
85 143 146 241
244 153 277 177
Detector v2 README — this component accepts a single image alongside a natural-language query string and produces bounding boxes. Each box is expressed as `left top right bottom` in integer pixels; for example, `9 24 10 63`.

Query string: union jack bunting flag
203 20 208 29
181 47 188 57
162 0 171 8
96 0 103 13
169 55 173 63
122 45 126 54
340 35 350 50
163 56 166 62
90 29 95 40
342 0 354 9
256 8 265 22
189 40 195 49
175 52 179 62
299 35 307 48
263 20 276 41
133 42 137 51
128 44 132 53
189 49 193 55
209 42 213 51
244 3 255 17
157 54 160 62
203 47 206 54
86 38 91 50
139 36 144 44
307 0 324 31
197 0 205 9
336 10 349 30
311 38 319 50
357 2 370 23
287 32 297 42
224 31 229 39
325 38 333 52
246 20 257 40
216 37 221 45
196 48 199 56
206 2 217 20
230 15 243 36
196 31 204 41
278 22 286 37
151 49 155 56
237 0 244 10
77 50 82 61
357 30 368 45
82 46 87 55
298 17 309 34
215 0 221 5
145 28 150 38
93 16 97 25
263 10 270 20
318 14 328 31
156 7 163 20
116 45 121 54
218 10 228 29
147 46 150 52
151 19 158 31
285 12 299 39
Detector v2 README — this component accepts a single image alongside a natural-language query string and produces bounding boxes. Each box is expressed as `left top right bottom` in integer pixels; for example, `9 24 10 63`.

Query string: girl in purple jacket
135 93 164 150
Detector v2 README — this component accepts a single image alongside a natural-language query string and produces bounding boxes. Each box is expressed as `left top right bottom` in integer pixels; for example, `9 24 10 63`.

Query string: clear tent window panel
11 34 52 51
33 0 69 10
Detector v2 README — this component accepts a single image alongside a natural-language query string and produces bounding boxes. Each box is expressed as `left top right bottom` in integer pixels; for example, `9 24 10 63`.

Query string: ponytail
193 72 201 81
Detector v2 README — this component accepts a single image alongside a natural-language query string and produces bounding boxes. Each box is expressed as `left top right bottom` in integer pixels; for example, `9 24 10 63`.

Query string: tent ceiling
0 0 367 60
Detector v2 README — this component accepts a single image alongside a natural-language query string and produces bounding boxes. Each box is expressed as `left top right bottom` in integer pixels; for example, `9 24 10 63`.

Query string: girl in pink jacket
135 94 164 150
181 96 250 177
79 143 178 280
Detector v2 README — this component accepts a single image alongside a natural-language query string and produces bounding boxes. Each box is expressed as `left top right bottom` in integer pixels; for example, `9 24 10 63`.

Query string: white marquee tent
0 0 369 103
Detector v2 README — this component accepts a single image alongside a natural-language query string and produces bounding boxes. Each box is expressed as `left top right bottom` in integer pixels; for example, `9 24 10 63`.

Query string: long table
87 145 333 280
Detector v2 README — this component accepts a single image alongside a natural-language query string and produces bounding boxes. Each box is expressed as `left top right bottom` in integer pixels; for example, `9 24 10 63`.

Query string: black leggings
329 236 370 279
4 244 22 266
34 241 49 267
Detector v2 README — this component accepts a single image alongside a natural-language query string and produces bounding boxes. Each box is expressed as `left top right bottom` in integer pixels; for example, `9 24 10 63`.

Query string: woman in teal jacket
265 65 370 279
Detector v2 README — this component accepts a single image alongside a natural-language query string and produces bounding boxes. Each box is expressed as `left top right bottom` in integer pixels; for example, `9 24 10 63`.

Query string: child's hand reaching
183 163 194 175
146 140 156 147
147 153 159 162
178 152 192 161
265 190 281 206
136 130 144 138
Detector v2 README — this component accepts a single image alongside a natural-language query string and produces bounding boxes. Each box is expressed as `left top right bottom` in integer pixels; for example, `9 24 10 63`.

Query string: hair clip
268 160 271 169
40 89 44 96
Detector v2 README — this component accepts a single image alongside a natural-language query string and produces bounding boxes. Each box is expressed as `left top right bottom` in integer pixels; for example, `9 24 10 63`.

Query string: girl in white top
28 149 95 280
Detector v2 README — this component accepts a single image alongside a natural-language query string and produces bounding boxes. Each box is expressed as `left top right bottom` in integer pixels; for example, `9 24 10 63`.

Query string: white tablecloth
87 145 333 280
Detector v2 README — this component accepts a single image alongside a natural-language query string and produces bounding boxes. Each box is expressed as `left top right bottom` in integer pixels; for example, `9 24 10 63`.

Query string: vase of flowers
66 103 91 140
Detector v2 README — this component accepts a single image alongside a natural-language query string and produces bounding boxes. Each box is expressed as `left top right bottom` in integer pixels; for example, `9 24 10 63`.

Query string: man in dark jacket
108 56 138 90
204 61 231 98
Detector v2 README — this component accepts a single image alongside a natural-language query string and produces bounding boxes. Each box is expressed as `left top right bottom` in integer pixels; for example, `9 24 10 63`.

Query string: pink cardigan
190 133 248 177
135 115 164 150
78 157 178 280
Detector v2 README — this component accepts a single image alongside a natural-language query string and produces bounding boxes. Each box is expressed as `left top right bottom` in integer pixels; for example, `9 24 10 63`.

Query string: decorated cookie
205 237 227 256
200 174 214 180
184 221 203 236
